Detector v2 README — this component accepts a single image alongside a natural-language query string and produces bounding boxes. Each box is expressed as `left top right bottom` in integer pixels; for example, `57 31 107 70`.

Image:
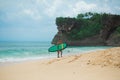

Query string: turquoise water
0 42 112 62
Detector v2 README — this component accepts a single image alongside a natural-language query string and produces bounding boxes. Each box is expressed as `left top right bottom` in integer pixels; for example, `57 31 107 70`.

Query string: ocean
0 41 112 63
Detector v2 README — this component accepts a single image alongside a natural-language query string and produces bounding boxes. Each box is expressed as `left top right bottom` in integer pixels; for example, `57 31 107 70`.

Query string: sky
0 0 120 42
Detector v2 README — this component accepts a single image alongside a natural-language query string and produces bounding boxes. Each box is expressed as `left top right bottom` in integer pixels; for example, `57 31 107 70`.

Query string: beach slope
0 47 120 80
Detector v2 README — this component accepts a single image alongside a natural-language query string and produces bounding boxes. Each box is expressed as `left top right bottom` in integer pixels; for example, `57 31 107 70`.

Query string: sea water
0 41 112 63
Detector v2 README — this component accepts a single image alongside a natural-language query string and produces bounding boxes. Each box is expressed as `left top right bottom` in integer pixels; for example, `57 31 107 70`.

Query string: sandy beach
0 47 120 80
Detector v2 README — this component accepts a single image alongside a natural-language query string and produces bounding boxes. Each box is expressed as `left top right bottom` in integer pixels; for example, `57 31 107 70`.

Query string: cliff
52 13 120 46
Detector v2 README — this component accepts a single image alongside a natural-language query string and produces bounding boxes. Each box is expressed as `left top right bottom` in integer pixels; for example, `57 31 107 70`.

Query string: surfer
57 39 63 58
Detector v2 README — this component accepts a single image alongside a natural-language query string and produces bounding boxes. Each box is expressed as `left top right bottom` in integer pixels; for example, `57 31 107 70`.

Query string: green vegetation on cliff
116 26 120 33
56 12 120 40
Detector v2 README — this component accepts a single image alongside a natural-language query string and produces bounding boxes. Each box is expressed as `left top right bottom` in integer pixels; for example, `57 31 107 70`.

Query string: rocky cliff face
52 14 120 46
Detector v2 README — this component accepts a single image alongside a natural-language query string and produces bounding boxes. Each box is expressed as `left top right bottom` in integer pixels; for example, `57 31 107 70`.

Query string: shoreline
0 46 112 64
0 47 120 80
0 47 118 67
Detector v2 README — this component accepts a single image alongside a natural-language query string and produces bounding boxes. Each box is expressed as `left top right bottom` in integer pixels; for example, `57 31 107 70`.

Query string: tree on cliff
56 17 76 27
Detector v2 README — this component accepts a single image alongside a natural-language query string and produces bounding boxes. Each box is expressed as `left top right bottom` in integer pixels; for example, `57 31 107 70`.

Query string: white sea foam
0 56 55 63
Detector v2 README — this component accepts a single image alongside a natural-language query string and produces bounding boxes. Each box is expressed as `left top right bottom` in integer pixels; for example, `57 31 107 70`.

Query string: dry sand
0 47 120 80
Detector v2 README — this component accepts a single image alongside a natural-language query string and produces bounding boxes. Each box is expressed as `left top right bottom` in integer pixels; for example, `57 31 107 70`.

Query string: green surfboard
48 43 67 52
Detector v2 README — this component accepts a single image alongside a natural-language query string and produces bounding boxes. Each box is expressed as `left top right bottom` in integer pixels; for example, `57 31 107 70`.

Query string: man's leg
57 51 60 58
61 50 62 57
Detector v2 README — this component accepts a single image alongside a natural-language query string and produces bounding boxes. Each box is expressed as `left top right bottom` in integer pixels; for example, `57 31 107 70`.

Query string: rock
52 14 120 46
